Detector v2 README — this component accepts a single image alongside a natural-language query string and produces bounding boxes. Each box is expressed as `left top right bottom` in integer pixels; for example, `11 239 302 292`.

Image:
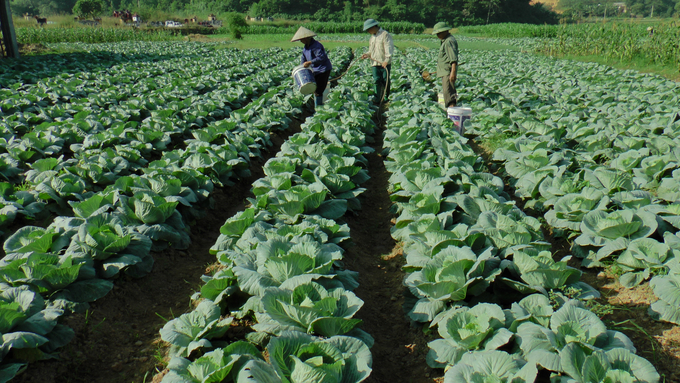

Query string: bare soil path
341 108 443 383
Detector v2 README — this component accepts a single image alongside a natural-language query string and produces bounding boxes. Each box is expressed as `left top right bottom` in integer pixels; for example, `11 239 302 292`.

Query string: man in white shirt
360 19 394 104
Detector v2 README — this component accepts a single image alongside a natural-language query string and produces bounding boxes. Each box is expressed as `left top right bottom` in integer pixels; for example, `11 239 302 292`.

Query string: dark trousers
442 76 457 107
314 71 331 97
371 65 391 101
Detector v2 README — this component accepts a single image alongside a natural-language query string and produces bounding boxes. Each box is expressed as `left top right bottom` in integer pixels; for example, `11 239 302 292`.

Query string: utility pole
650 5 653 18
0 0 20 58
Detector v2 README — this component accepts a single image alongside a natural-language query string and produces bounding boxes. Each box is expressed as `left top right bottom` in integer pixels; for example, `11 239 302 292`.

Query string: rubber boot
314 96 324 107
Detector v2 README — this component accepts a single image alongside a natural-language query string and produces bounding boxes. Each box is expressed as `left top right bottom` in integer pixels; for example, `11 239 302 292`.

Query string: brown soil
341 108 444 383
580 270 680 382
12 116 307 383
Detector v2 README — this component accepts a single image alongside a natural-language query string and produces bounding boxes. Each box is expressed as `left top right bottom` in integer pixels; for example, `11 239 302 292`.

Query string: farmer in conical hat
360 19 394 104
433 22 458 107
292 26 332 107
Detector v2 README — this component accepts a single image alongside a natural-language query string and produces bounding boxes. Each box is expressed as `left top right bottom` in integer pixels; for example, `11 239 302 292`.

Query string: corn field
537 22 680 67
458 22 558 38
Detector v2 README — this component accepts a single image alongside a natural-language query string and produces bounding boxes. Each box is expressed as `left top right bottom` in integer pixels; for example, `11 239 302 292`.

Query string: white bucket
447 107 472 135
322 81 330 103
292 65 317 95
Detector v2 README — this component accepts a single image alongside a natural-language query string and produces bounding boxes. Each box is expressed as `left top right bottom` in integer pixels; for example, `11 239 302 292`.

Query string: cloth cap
432 22 452 35
363 18 379 31
291 26 317 42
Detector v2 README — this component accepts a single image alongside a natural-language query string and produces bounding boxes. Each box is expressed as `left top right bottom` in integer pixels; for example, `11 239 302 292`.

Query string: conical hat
291 26 317 42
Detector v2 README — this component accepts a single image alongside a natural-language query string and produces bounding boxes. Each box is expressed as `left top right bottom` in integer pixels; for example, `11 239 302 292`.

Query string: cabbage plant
0 286 75 380
616 238 672 288
161 341 262 383
230 239 347 297
160 300 234 358
503 294 553 332
500 248 591 295
237 331 372 383
544 189 609 231
253 282 363 338
576 209 658 265
404 246 500 322
469 211 544 251
122 192 179 225
427 303 513 367
402 226 487 270
250 182 347 222
648 261 680 325
516 300 635 373
443 350 537 383
559 344 659 383
65 213 153 278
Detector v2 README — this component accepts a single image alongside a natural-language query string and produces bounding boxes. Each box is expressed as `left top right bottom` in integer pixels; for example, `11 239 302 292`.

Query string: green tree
73 0 106 18
10 0 78 16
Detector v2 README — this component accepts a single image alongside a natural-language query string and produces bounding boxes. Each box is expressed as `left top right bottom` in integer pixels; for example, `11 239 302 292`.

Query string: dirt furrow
342 109 443 383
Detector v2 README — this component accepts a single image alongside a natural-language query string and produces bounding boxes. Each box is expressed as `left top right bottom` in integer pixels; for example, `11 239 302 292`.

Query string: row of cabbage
0 45 301 240
157 59 378 382
379 50 660 382
0 45 350 239
0 81 304 383
0 44 352 382
0 42 222 88
0 45 294 185
454 48 680 326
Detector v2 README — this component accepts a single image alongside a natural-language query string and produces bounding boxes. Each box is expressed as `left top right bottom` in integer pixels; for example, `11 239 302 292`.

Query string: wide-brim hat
363 18 379 31
432 22 452 35
291 26 317 42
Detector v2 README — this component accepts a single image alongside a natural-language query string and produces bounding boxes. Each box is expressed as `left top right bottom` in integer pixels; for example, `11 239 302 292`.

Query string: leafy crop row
379 49 660 382
1 46 297 238
156 54 379 382
457 48 680 327
0 43 353 381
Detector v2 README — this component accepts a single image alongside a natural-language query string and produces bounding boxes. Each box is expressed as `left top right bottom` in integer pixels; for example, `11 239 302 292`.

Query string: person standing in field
433 22 458 107
291 26 332 107
360 19 394 104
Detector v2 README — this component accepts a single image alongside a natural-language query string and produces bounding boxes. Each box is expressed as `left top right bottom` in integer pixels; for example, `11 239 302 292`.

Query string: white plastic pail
292 65 317 95
322 81 330 103
447 107 472 135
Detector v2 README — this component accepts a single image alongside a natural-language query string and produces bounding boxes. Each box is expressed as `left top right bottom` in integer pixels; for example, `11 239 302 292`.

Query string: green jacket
436 34 459 78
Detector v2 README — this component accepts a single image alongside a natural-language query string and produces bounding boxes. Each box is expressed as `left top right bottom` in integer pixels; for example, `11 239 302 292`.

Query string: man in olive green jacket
433 22 458 107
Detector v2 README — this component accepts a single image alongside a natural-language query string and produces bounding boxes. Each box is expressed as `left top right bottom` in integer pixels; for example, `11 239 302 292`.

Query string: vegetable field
1 37 679 383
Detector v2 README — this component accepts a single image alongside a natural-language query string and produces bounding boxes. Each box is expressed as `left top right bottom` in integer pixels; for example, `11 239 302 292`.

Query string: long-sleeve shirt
368 28 394 67
300 39 332 74
436 34 459 78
